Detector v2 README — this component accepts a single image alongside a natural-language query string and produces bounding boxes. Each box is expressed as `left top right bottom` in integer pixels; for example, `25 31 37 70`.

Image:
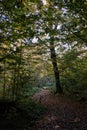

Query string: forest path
31 89 87 130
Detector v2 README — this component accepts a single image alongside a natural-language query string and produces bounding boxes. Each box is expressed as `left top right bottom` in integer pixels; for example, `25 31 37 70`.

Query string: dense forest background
0 0 87 100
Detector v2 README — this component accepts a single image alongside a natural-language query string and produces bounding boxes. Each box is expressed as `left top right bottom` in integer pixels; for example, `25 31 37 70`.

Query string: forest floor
30 89 87 130
0 89 87 130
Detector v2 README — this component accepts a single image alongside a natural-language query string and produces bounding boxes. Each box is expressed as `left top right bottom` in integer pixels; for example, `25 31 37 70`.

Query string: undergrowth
0 98 46 129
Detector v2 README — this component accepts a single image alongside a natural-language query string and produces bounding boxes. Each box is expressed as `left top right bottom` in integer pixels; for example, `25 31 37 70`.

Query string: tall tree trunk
50 43 63 93
12 68 16 101
3 60 6 98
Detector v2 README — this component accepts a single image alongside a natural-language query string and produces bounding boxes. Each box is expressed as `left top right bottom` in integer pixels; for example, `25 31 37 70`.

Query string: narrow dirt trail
31 89 87 130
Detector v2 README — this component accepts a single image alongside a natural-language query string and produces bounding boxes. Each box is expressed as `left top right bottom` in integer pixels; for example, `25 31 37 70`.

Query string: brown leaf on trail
55 125 60 129
74 117 81 122
51 116 57 121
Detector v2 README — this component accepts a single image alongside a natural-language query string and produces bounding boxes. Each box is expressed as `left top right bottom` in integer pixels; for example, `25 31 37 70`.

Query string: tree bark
3 60 6 98
50 43 63 93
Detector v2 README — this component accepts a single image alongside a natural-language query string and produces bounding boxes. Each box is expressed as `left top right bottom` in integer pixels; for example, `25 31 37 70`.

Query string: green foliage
17 99 46 121
60 49 87 99
0 0 87 98
0 99 46 129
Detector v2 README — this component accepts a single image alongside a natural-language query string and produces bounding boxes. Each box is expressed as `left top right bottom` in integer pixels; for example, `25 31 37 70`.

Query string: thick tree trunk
50 43 63 93
3 60 6 98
